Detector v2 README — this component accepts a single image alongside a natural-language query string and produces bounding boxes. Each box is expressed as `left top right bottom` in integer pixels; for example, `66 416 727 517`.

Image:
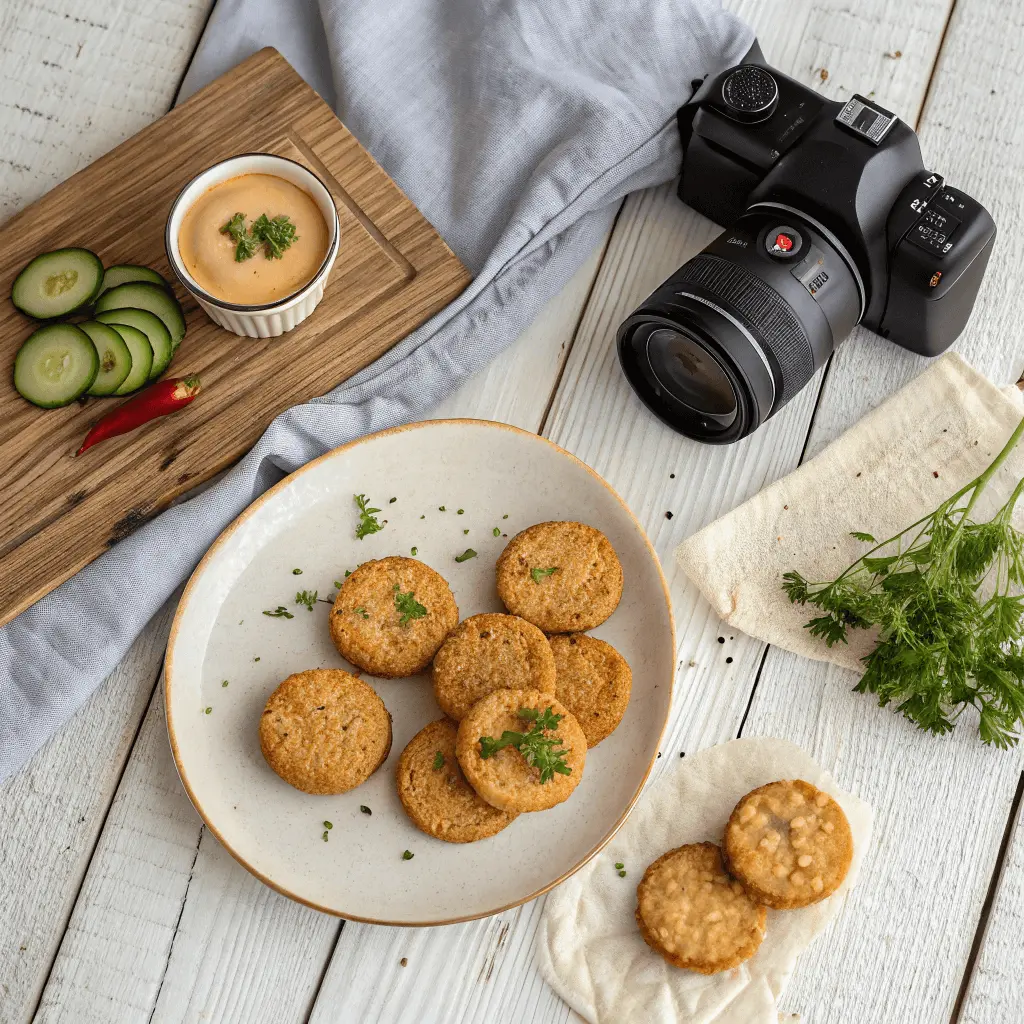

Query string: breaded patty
635 842 766 974
723 779 853 909
495 521 623 633
432 613 556 720
456 688 586 812
396 718 518 843
330 556 459 677
259 669 392 795
549 633 631 747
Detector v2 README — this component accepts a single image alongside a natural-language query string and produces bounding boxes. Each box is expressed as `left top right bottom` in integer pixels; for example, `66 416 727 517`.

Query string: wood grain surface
0 46 470 629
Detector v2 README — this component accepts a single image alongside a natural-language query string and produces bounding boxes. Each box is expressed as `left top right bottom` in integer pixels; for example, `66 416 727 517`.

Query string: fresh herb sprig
220 212 258 261
219 211 298 262
394 585 427 626
354 493 384 539
479 706 572 783
783 416 1024 748
295 589 318 611
263 605 294 619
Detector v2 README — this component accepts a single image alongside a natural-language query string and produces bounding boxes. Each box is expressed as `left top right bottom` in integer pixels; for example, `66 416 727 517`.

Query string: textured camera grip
674 254 813 403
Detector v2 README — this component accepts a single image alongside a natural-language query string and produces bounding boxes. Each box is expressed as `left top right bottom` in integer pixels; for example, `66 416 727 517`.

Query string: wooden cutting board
0 47 471 629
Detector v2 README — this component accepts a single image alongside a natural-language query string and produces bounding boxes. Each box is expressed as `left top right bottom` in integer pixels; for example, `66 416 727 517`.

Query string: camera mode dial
720 66 779 123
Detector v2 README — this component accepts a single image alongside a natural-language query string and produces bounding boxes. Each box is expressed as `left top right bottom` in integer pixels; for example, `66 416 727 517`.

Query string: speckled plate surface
165 419 674 925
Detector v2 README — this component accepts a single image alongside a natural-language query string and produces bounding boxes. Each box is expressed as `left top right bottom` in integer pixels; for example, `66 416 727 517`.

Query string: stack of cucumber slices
11 248 187 408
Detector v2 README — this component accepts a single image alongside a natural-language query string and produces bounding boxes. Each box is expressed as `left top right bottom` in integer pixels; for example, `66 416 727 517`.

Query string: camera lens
617 207 863 444
644 327 737 425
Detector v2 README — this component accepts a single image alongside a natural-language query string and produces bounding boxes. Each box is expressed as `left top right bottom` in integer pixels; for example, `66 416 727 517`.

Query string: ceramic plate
165 419 674 924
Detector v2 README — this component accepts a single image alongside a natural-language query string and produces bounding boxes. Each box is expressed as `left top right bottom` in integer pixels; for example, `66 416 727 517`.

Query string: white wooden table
3 1 1024 1021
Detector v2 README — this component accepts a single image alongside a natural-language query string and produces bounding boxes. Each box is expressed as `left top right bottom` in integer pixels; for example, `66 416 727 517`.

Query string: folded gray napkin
0 0 753 780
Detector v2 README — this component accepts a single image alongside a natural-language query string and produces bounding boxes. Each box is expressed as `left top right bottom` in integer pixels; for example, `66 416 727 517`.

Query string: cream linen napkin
675 353 1024 669
537 738 872 1024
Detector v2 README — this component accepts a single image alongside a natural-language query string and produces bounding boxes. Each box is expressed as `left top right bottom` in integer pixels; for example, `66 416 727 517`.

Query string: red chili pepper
76 374 201 455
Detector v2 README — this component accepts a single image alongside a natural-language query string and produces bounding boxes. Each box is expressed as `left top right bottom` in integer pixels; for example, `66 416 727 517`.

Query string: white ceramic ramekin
165 153 340 339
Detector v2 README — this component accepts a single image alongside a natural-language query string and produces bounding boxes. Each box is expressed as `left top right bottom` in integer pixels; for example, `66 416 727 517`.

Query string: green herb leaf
204 706 212 715
530 566 559 584
354 606 369 619
219 212 259 261
295 589 318 611
478 705 572 783
323 820 333 829
322 830 329 842
221 679 229 688
394 588 427 626
432 750 445 770
360 805 372 815
354 493 384 539
292 568 303 575
455 548 477 563
849 531 876 543
457 509 464 515
249 213 298 259
402 849 414 860
411 546 418 556
618 869 627 877
334 580 344 589
493 527 501 537
614 862 624 870
263 606 294 619
785 416 1024 748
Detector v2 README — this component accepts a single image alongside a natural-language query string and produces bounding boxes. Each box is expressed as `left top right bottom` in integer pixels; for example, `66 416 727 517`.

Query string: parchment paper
537 737 873 1023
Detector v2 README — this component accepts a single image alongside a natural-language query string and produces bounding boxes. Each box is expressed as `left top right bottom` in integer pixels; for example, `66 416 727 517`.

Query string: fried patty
259 668 392 795
455 688 586 812
396 718 518 843
495 521 623 633
549 633 631 746
635 842 767 974
723 779 853 910
330 556 459 677
432 613 556 721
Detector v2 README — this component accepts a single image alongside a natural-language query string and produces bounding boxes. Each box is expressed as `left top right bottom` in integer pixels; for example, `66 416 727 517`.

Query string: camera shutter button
764 226 803 259
721 66 779 123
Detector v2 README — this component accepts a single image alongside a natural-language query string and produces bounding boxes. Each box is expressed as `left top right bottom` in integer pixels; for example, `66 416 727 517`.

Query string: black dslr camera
617 61 997 443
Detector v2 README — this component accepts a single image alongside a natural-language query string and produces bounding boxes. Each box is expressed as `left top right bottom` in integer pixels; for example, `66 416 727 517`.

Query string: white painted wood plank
960 785 1024 1024
0 0 211 223
744 0 1024 1016
30 234 610 1023
0 602 175 1024
309 2 957 1021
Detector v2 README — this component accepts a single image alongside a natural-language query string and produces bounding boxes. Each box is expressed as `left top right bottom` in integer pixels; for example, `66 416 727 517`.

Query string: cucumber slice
11 248 104 320
13 323 99 407
95 307 173 380
106 324 153 395
94 282 185 350
95 264 169 299
80 321 132 396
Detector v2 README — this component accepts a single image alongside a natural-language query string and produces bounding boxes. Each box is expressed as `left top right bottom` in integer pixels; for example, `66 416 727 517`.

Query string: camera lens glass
644 327 737 424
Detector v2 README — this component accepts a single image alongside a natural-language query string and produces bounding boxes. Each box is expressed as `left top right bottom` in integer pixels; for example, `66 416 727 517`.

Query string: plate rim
164 417 676 926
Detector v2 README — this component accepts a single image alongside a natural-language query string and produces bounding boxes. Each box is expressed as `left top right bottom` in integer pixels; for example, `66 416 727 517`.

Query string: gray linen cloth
0 0 752 779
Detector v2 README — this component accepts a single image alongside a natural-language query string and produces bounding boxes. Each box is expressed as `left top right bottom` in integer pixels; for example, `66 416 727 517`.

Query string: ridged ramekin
165 153 340 339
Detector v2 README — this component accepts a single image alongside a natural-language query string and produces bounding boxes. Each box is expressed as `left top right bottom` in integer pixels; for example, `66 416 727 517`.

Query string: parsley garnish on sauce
354 493 384 539
478 706 571 783
393 585 427 626
530 566 559 584
220 212 298 261
219 212 258 261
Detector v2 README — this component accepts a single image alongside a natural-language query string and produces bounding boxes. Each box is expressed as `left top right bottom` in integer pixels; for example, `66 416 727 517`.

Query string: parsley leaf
354 606 369 619
394 586 427 626
250 213 298 259
455 548 477 563
354 493 383 539
295 589 317 611
262 606 294 619
530 566 559 584
478 705 572 783
220 212 258 261
785 415 1024 748
432 750 445 770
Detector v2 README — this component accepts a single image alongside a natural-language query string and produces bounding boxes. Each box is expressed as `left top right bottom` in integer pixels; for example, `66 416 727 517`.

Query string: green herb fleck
530 566 559 584
345 570 352 578
222 679 229 688
334 580 344 589
292 568 303 575
204 706 212 715
411 547 418 556
432 750 445 770
250 213 298 259
420 514 425 519
455 548 477 563
295 589 318 612
463 529 469 535
322 830 329 842
263 606 294 619
502 514 509 520
389 497 397 504
220 212 258 261
614 862 624 869
849 531 876 543
354 493 384 539
618 869 627 877
360 805 372 815
354 606 370 619
439 506 446 512
457 509 464 515
402 850 414 860
254 656 261 662
323 820 333 829
478 706 571 784
493 527 501 537
394 587 427 626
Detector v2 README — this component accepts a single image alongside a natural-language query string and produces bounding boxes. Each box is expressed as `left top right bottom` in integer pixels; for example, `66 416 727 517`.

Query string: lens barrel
617 207 862 443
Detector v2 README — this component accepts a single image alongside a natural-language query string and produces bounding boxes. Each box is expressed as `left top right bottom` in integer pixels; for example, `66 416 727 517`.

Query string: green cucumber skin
106 324 153 395
96 264 169 299
94 282 186 349
11 248 104 321
80 321 133 396
13 323 100 408
95 307 173 381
